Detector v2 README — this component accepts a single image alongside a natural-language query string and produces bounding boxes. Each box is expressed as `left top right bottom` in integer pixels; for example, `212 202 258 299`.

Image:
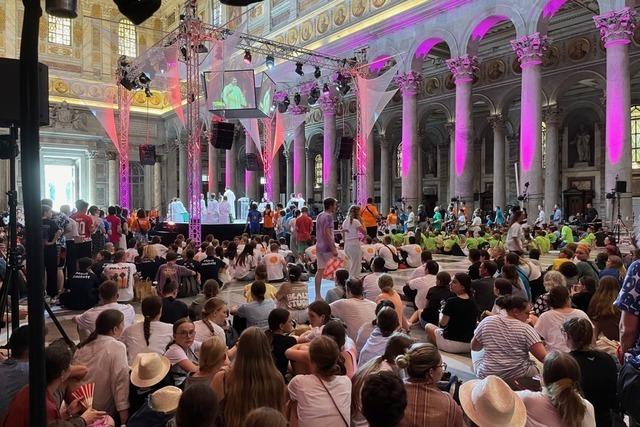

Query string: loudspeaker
245 153 262 171
336 136 353 159
210 122 235 149
139 144 156 165
616 181 627 193
0 58 50 127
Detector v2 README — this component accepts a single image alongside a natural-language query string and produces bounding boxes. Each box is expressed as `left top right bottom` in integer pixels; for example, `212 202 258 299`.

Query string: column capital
87 150 99 159
446 55 478 83
318 94 339 115
487 115 505 131
511 32 550 67
543 106 562 125
289 105 308 115
444 121 455 134
394 71 423 96
594 7 637 47
379 134 391 150
106 151 117 161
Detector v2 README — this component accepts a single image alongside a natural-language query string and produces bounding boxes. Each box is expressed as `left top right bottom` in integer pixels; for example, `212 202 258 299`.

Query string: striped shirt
473 315 542 380
400 382 464 427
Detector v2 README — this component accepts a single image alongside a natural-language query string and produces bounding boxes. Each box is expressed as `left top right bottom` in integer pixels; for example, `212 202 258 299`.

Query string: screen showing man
216 70 256 110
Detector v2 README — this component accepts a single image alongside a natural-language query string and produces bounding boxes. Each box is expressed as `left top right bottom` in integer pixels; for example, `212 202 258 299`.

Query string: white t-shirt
362 272 383 301
377 244 398 270
263 252 286 281
409 264 427 280
75 302 136 335
164 341 202 367
124 248 138 263
341 218 363 242
361 244 377 263
122 320 174 364
232 255 256 279
305 245 317 262
330 298 377 339
102 262 137 302
406 212 415 228
194 251 207 262
506 222 525 252
516 390 596 427
193 319 226 344
407 274 437 310
399 244 422 267
534 309 591 353
288 374 351 427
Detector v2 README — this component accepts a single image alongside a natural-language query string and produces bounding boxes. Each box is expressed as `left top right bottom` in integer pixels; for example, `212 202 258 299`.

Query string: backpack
178 275 199 298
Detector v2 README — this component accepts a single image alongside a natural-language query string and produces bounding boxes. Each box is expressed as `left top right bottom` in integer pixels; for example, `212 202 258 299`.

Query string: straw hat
150 386 182 414
459 376 527 427
130 353 171 388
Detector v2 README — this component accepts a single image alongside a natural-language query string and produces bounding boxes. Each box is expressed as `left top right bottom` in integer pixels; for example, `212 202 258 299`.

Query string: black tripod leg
43 301 75 350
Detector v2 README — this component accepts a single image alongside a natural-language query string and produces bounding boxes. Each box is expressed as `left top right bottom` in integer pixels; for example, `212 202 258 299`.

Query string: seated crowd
0 198 639 427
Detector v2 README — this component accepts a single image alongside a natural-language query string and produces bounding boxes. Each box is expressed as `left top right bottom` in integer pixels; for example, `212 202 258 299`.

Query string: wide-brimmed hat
150 386 182 414
459 376 527 427
130 353 171 388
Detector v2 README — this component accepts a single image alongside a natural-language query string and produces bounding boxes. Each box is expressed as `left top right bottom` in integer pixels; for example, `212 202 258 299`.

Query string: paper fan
72 382 95 408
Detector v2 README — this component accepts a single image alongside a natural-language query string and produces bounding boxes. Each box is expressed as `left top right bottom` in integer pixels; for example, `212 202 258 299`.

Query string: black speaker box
616 181 627 193
139 144 156 165
210 121 235 149
336 136 353 159
245 152 262 171
0 58 50 127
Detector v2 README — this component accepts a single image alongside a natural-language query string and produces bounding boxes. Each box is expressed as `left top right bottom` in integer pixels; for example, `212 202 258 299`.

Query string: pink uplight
471 16 508 41
454 132 466 176
415 38 443 58
607 80 624 165
542 0 568 18
369 55 390 73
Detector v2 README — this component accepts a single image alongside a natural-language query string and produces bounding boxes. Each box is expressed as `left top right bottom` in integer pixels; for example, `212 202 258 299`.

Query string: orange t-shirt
361 204 380 228
263 209 274 228
387 213 398 225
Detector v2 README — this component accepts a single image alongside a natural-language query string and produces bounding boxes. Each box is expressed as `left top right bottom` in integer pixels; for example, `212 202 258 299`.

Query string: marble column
594 8 636 220
543 108 562 214
245 132 258 200
271 149 280 204
154 156 162 212
394 72 423 208
446 56 478 204
366 131 375 200
380 136 391 214
291 106 307 197
178 140 188 206
488 115 506 210
319 94 338 200
208 145 219 195
305 150 314 204
225 140 237 191
107 151 118 206
512 33 549 214
284 148 293 198
86 150 98 204
445 122 455 202
144 164 154 210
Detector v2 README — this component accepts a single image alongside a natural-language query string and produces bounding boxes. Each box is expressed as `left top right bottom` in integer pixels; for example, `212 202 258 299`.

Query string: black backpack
177 275 199 298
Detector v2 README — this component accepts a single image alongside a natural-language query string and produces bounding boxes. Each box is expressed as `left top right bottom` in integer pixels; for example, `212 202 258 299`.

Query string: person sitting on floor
59 257 100 310
159 280 189 325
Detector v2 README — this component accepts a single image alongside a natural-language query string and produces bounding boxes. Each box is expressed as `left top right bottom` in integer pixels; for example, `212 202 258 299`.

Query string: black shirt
421 286 455 326
178 258 200 273
571 292 593 313
160 297 189 324
136 258 162 281
570 350 618 427
198 256 223 285
585 207 599 224
471 277 496 313
42 218 59 242
61 271 100 310
468 262 481 281
271 333 297 380
441 296 478 342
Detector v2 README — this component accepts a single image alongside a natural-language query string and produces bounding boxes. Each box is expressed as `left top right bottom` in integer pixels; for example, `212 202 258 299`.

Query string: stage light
294 93 301 105
46 0 78 18
180 46 188 60
295 62 304 76
308 87 320 105
195 43 208 53
266 55 275 69
138 73 151 85
244 49 252 64
113 0 161 25
338 82 350 95
144 86 153 97
219 0 264 6
323 83 330 94
314 66 321 79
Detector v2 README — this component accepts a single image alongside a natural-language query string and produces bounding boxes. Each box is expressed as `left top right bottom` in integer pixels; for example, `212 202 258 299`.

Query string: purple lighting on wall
415 38 443 58
471 16 508 40
369 55 390 73
607 70 624 165
542 0 568 18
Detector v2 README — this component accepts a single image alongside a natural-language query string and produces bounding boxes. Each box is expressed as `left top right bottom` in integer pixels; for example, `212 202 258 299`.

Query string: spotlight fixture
295 62 304 76
278 96 290 113
138 72 151 85
180 46 188 60
266 55 275 69
244 49 252 64
308 87 320 105
322 83 330 94
46 0 78 18
113 0 161 25
338 81 350 95
294 92 301 105
195 43 208 53
144 86 153 97
314 66 321 79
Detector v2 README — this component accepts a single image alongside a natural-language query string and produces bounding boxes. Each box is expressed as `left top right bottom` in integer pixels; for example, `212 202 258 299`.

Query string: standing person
262 204 275 238
506 208 525 255
494 206 505 227
361 198 381 239
246 203 262 237
132 209 151 244
71 199 94 259
105 206 122 249
224 187 237 221
387 208 398 232
42 204 62 299
535 205 546 227
552 204 562 225
60 204 79 279
405 205 415 232
584 202 599 225
315 198 338 301
432 206 443 233
342 205 366 278
88 205 106 257
295 207 314 263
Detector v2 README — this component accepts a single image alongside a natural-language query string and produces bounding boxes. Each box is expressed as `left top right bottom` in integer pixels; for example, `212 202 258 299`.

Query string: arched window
129 162 145 209
314 154 322 188
396 143 403 178
211 0 223 26
541 121 547 169
632 106 640 169
118 19 137 58
48 15 71 45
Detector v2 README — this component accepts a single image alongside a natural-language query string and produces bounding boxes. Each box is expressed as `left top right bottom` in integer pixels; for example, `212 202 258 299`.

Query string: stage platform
151 220 247 244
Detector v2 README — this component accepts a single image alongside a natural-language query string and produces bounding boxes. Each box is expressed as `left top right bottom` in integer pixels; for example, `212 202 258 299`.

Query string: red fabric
1 386 60 427
105 215 122 244
72 213 94 239
295 214 313 242
323 257 343 279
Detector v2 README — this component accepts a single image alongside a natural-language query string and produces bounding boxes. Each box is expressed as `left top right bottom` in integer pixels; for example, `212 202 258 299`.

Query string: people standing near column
315 198 338 301
60 204 79 279
361 198 381 239
295 207 313 265
72 199 95 260
42 204 62 300
224 187 236 222
342 205 367 278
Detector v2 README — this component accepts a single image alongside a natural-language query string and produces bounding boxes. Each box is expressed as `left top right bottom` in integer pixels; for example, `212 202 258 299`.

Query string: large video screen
204 69 256 111
257 72 275 117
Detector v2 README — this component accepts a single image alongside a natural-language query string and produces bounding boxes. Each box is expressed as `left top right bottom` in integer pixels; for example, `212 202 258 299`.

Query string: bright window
211 0 223 26
314 154 322 188
396 143 402 178
632 106 640 169
48 16 71 46
541 121 547 169
118 19 138 58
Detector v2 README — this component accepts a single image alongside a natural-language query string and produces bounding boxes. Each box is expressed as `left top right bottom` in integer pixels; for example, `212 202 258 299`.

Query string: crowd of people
0 196 639 427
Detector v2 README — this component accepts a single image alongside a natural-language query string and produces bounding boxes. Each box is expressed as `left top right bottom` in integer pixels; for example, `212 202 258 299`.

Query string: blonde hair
198 337 226 374
395 342 441 380
378 274 394 293
543 351 586 427
543 271 566 291
348 205 361 225
142 244 158 260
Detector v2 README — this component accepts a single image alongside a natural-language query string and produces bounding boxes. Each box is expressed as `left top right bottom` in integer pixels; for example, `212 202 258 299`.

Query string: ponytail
78 309 124 349
141 296 163 347
546 378 586 427
143 317 152 346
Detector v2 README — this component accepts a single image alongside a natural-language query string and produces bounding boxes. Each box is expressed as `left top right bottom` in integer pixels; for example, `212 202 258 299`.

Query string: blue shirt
615 260 640 367
247 209 262 232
